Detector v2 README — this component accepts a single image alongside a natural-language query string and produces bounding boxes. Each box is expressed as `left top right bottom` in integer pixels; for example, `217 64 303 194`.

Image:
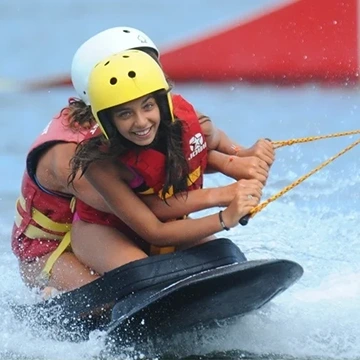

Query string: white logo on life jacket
188 133 206 160
41 120 52 135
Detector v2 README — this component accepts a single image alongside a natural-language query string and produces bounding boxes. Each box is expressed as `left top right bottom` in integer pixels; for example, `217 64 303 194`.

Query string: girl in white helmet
67 50 264 279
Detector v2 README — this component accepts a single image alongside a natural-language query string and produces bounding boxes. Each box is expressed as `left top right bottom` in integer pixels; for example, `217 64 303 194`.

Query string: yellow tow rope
240 130 360 225
272 129 360 149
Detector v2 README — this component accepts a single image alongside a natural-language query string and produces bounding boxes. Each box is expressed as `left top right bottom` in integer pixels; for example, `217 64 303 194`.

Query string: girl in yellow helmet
68 50 263 277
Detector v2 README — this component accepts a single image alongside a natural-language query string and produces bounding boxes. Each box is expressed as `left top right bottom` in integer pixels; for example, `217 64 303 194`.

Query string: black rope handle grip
239 214 250 226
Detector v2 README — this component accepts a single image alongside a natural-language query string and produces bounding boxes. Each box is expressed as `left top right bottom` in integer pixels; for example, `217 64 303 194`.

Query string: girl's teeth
136 128 150 136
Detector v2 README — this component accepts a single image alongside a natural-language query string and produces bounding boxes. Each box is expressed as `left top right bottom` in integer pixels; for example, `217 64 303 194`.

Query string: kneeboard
11 238 246 340
106 258 303 347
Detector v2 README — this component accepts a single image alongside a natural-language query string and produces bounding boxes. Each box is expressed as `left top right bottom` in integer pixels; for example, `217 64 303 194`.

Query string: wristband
218 210 230 231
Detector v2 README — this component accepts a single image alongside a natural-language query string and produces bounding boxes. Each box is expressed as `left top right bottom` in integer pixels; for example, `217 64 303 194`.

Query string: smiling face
109 93 161 146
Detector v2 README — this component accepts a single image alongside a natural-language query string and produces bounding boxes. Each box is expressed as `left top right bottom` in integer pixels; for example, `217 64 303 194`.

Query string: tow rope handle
239 214 251 226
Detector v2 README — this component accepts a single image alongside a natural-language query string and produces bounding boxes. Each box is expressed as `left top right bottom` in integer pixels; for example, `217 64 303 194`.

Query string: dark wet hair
57 97 94 131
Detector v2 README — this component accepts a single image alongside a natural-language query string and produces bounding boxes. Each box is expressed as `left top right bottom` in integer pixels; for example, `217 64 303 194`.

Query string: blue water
1 0 360 359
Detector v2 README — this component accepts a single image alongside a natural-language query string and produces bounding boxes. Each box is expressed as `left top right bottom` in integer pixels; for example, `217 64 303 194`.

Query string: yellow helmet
88 49 174 139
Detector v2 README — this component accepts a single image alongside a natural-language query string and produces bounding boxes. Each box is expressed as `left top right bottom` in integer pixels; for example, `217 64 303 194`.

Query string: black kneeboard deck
105 258 303 349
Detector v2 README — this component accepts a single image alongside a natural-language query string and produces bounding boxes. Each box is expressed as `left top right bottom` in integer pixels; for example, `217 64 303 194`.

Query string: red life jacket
12 103 89 260
76 94 208 232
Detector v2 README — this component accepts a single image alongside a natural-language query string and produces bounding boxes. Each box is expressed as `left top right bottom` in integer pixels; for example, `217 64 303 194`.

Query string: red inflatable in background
161 0 358 84
12 0 358 91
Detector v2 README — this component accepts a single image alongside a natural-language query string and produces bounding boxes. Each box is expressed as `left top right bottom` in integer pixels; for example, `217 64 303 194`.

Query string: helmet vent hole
104 61 110 66
110 77 117 85
123 29 130 33
128 71 136 78
83 91 86 95
122 55 129 58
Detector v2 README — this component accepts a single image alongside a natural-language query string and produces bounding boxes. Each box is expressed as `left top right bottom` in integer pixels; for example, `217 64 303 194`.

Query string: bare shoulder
37 142 77 192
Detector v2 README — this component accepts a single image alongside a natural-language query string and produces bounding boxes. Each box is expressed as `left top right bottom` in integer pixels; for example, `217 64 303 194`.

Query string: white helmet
71 26 159 105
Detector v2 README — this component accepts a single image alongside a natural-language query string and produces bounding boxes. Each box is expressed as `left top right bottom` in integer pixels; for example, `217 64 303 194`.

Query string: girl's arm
206 150 270 184
57 144 236 221
84 159 262 247
139 183 237 221
197 111 243 155
197 112 274 183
